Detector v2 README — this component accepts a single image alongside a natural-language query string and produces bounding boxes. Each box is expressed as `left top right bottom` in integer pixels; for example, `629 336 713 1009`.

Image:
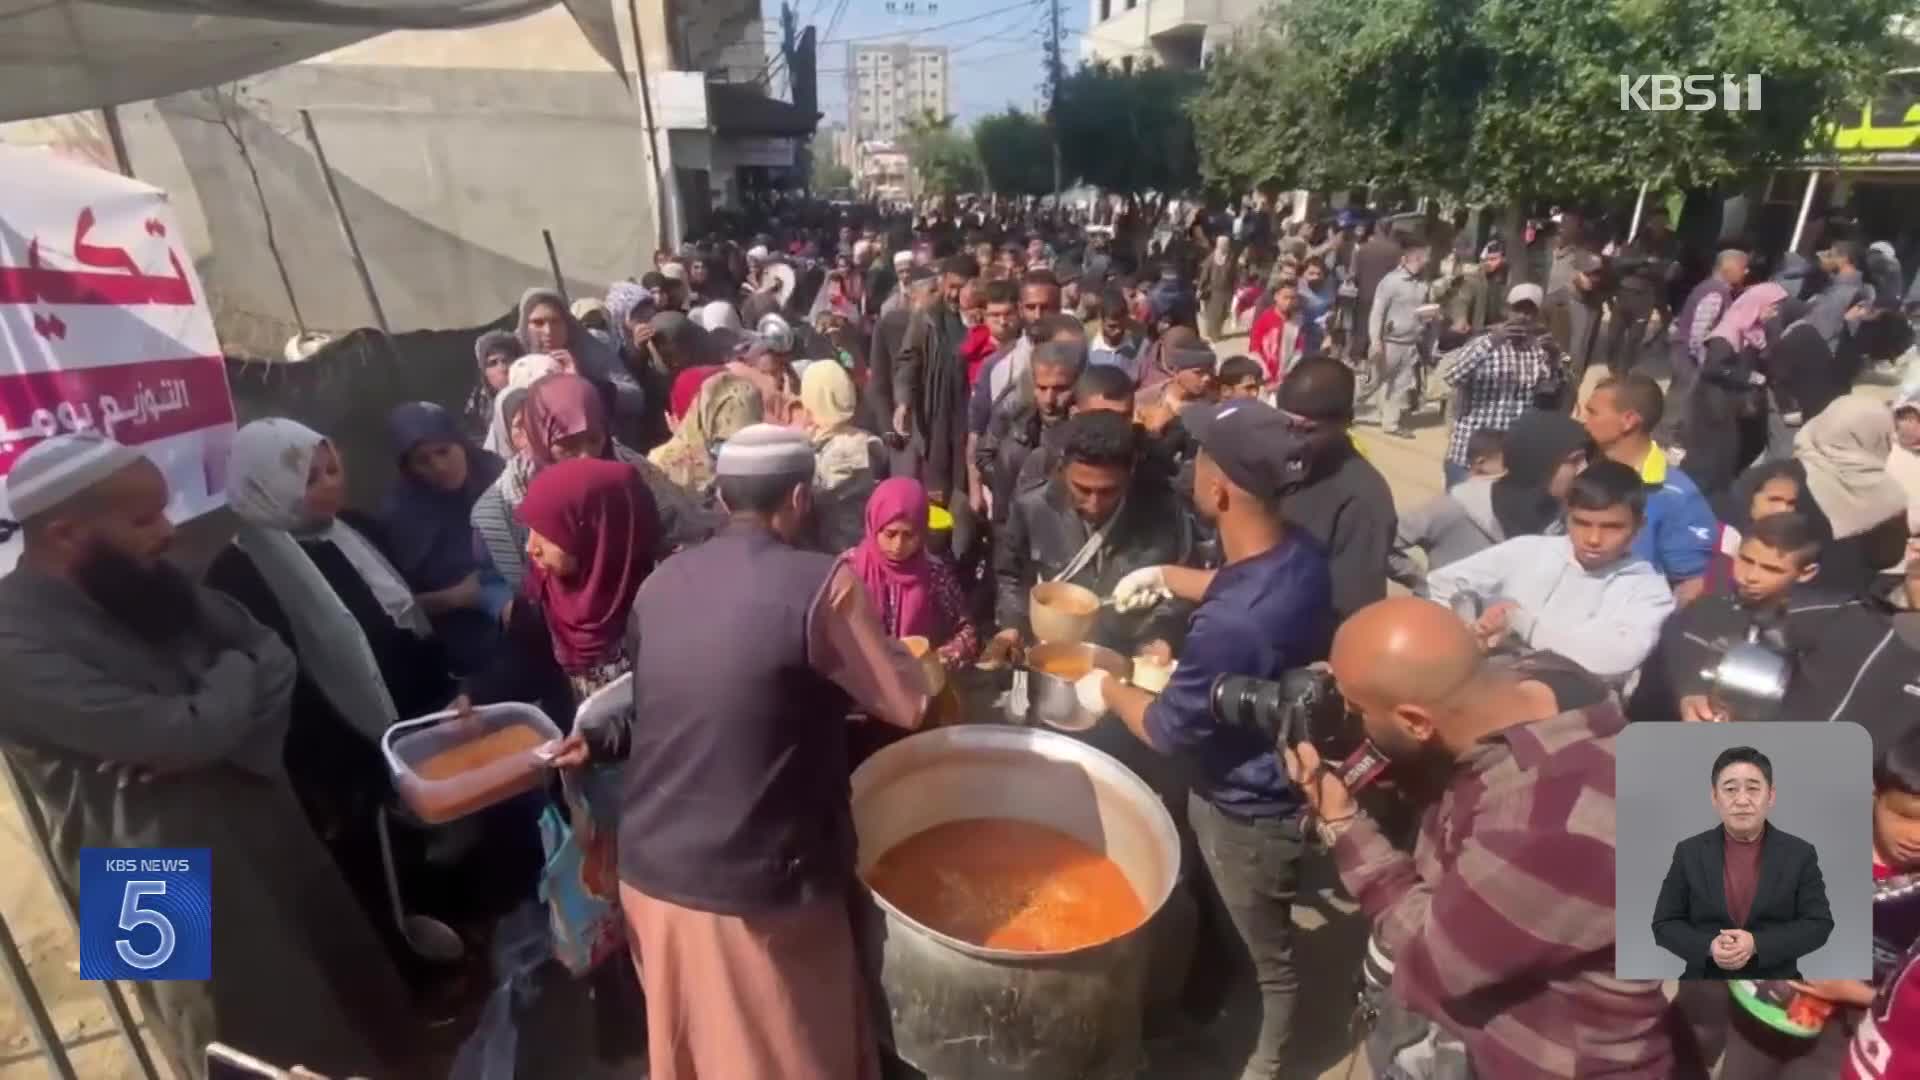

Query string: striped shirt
1333 699 1680 1078
1440 324 1564 466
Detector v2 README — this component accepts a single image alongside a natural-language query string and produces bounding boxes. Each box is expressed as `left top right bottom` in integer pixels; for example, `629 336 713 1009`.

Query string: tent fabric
0 0 560 123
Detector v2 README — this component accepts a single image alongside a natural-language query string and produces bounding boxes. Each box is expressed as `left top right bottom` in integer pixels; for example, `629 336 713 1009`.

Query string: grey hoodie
1389 476 1506 592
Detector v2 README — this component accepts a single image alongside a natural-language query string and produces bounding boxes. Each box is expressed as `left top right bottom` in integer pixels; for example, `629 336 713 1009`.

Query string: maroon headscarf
523 373 609 467
850 476 938 639
516 457 658 672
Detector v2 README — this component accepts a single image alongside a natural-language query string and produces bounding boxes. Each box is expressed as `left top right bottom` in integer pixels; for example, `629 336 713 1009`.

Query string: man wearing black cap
1085 400 1334 1080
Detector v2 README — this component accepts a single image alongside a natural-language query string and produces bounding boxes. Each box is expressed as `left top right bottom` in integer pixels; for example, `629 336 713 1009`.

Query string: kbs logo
78 847 211 981
1618 74 1763 112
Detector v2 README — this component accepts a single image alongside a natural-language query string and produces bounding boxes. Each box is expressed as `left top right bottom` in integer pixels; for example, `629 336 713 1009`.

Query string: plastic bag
538 770 627 976
449 903 549 1080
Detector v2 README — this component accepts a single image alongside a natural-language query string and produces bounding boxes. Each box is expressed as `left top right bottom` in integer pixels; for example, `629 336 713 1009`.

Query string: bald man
0 435 415 1077
1285 598 1693 1078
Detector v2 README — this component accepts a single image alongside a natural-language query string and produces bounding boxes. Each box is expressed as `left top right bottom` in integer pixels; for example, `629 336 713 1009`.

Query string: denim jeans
1189 793 1306 1080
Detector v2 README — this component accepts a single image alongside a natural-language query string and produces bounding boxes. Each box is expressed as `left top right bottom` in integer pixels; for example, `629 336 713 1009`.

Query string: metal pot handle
380 711 458 776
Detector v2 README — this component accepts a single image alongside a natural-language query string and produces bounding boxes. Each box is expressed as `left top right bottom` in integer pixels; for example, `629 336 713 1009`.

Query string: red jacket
961 324 996 388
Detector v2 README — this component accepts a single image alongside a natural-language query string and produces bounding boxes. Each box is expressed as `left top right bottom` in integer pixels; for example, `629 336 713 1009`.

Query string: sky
769 0 1091 129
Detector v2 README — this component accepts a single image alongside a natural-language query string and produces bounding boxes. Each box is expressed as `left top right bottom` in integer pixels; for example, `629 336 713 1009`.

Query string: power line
822 0 1040 45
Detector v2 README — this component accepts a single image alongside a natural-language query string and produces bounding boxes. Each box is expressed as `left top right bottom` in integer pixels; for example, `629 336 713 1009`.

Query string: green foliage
1191 0 1912 205
902 110 983 196
812 159 853 190
1055 63 1204 202
973 108 1056 197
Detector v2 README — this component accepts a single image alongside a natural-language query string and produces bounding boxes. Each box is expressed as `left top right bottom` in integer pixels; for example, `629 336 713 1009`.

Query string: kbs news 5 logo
78 848 211 981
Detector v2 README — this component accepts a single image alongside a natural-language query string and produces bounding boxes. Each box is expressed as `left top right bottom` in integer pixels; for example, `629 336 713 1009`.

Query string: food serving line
389 576 1193 1079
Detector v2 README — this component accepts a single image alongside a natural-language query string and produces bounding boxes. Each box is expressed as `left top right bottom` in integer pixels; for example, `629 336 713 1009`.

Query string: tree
973 108 1054 197
1191 0 1912 213
1054 63 1204 214
901 110 982 197
813 159 854 191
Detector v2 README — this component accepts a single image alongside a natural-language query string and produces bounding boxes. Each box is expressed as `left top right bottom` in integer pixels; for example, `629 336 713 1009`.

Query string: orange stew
416 724 547 781
864 818 1146 951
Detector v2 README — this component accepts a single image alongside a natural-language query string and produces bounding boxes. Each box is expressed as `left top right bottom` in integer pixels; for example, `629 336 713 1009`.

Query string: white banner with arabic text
0 146 237 539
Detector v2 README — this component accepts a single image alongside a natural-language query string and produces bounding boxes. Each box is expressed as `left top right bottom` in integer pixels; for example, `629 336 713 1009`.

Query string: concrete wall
148 63 655 355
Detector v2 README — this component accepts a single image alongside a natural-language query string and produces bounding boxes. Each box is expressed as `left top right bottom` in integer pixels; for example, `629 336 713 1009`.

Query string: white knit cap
3 432 145 522
714 423 814 479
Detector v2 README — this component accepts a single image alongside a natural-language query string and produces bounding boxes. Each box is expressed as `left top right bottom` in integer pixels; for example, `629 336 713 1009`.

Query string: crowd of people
1 192 1919 1080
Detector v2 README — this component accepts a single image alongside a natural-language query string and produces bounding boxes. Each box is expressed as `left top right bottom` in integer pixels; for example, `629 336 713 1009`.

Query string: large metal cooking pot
852 725 1182 1080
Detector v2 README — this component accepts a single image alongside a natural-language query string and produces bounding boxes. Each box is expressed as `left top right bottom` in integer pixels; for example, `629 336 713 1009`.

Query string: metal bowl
1014 642 1129 731
1702 641 1791 720
1030 581 1100 645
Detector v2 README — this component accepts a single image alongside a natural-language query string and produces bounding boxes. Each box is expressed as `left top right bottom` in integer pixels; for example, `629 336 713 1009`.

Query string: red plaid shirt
1334 699 1683 1078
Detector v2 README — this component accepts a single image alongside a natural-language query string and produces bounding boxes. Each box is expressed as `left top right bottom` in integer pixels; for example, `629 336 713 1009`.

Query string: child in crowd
1465 428 1506 479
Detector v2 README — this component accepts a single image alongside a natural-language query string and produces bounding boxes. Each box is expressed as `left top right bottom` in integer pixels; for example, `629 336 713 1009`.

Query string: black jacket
994 471 1195 651
1651 823 1833 980
894 303 970 499
1278 442 1396 623
976 398 1066 526
1627 586 1920 759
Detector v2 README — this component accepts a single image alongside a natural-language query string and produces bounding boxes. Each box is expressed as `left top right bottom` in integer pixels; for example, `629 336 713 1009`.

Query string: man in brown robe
551 424 929 1079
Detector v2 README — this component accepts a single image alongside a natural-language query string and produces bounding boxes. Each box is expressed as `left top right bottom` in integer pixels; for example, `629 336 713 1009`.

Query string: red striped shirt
1334 700 1682 1078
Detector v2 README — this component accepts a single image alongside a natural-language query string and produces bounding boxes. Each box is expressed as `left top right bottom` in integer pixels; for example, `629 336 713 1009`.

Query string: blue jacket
1631 444 1717 584
1143 533 1333 818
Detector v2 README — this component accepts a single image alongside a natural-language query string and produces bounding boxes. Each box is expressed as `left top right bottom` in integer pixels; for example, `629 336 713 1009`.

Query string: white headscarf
225 419 427 740
1793 394 1910 539
483 352 564 454
695 300 743 332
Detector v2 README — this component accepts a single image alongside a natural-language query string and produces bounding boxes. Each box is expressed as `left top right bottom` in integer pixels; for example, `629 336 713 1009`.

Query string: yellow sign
1825 70 1920 155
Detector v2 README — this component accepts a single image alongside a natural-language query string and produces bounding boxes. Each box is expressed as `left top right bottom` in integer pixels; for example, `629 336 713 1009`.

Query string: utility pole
1044 0 1063 205
780 0 798 100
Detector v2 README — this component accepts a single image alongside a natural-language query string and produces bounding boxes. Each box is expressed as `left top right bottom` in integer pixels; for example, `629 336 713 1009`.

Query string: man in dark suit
1651 745 1834 979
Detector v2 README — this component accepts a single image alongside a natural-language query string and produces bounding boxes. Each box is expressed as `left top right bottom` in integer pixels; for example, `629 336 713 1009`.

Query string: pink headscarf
1709 282 1788 353
850 477 939 639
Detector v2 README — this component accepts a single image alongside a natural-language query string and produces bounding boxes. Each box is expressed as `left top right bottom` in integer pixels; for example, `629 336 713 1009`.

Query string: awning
0 0 559 123
705 82 820 139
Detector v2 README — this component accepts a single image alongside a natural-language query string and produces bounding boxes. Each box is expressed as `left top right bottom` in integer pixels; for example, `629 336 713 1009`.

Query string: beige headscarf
1794 394 1910 539
647 373 763 491
800 362 877 490
800 361 858 441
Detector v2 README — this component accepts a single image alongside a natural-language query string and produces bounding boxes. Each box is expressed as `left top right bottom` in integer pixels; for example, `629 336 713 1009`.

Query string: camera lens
1209 675 1294 742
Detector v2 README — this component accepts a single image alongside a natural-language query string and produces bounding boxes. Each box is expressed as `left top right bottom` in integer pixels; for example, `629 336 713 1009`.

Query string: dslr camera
1209 668 1367 760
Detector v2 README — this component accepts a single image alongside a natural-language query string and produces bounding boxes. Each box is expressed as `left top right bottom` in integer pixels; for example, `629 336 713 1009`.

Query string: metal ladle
377 805 467 963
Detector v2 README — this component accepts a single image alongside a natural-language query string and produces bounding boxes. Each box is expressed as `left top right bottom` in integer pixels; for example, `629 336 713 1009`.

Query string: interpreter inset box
1614 722 1870 981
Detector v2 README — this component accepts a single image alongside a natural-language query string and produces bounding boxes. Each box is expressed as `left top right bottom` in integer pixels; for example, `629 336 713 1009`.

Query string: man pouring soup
1079 400 1334 1079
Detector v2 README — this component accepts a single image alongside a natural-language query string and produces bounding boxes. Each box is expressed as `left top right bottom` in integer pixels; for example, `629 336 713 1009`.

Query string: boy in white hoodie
1427 459 1675 681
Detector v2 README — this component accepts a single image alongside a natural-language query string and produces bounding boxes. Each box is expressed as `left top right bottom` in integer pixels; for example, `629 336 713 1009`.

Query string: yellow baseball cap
928 504 954 533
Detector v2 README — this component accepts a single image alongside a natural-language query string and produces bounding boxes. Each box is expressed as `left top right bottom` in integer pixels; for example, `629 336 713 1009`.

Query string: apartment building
846 44 949 141
1080 0 1264 70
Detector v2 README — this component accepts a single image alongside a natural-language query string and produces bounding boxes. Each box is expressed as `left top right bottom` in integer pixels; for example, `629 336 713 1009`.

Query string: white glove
1075 670 1111 714
1113 566 1171 613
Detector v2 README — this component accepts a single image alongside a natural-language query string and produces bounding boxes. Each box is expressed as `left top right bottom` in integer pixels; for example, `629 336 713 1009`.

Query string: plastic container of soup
383 704 562 825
